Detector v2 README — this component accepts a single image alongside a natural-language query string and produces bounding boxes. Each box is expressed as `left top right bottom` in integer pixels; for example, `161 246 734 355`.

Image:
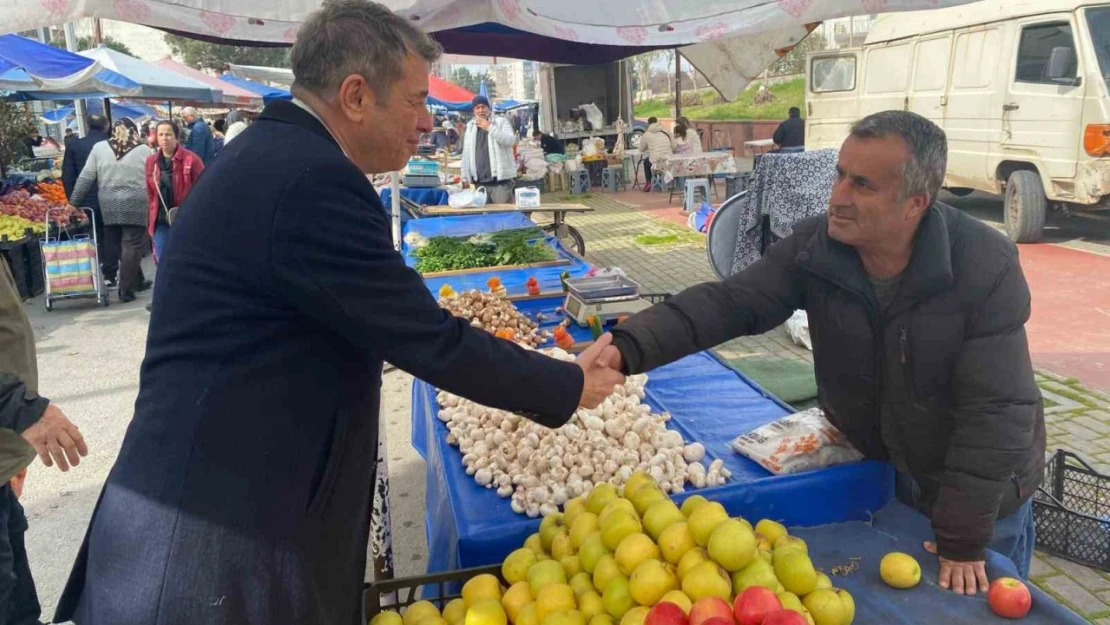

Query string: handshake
574 333 628 409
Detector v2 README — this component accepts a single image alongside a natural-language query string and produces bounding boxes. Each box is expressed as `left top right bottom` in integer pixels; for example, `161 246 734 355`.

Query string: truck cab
805 0 1110 242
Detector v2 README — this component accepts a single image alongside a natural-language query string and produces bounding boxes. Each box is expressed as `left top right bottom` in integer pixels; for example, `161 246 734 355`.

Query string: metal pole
92 20 112 129
63 23 88 138
390 173 402 251
674 49 682 120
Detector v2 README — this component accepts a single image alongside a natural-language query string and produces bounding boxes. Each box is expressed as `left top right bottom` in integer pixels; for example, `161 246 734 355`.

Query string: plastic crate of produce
1033 450 1110 571
363 564 502 622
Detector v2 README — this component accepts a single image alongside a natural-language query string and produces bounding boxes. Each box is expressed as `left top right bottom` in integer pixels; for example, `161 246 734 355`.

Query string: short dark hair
850 110 947 205
647 116 658 124
291 0 442 103
155 119 180 138
87 114 108 132
789 107 801 117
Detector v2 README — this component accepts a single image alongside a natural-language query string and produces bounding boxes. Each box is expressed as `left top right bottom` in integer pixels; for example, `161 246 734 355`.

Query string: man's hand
21 403 87 472
597 341 623 373
925 541 988 595
576 333 625 409
476 117 492 131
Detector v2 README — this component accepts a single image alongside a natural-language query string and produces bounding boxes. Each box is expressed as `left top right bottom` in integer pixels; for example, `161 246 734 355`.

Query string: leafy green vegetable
414 227 556 273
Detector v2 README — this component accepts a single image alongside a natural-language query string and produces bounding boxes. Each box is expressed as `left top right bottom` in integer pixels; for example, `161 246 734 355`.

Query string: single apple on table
988 578 1032 620
645 602 689 625
733 587 783 625
689 598 734 625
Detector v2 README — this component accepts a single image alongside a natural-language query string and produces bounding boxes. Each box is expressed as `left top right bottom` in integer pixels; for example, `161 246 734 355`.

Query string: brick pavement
555 190 1110 624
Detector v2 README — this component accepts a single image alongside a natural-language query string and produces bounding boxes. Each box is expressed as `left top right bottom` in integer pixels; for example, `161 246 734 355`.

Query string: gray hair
180 106 198 120
291 0 442 103
849 110 947 206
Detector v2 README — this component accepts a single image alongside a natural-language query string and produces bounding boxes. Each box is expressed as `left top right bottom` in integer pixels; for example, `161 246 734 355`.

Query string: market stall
412 344 892 573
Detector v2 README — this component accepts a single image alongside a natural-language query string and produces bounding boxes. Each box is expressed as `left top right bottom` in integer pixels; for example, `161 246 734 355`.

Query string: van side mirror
1046 46 1079 84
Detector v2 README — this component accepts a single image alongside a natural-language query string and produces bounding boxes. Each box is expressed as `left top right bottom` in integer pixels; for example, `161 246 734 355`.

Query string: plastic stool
650 170 667 193
569 168 591 194
601 167 626 193
683 178 711 213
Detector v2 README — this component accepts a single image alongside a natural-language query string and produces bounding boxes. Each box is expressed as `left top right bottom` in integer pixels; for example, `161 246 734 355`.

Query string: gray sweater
70 141 153 227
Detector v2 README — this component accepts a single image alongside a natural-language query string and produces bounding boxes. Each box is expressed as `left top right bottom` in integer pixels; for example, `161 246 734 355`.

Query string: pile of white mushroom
436 347 730 518
439 290 549 348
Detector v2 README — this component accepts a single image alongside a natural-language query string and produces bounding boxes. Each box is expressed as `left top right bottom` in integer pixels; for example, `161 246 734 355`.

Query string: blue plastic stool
601 167 626 193
569 168 591 194
650 170 667 193
683 178 711 213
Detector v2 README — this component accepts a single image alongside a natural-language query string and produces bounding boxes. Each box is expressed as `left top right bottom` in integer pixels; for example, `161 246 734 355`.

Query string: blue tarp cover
402 212 592 295
219 73 291 103
412 348 892 573
791 502 1085 624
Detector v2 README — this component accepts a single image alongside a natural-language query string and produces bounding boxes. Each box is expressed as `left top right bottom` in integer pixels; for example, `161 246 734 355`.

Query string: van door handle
1003 103 1020 112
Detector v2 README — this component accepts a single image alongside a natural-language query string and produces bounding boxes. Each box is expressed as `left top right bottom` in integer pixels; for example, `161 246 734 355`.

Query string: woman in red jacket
145 120 204 263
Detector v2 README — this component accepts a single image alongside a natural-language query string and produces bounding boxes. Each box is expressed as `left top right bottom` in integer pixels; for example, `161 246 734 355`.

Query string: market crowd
0 0 1047 623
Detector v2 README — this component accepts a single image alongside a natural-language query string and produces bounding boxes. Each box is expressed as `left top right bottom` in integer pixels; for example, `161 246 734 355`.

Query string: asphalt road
940 190 1110 254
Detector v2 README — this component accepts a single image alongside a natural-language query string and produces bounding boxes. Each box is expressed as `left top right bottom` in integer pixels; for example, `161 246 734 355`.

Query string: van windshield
1088 6 1110 85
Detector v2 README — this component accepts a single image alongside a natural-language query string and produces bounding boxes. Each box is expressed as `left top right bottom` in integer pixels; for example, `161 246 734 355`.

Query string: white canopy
2 1 981 49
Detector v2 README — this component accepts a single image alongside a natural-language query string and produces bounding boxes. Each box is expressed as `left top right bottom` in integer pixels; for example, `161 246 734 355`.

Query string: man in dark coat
54 2 623 624
772 106 805 149
61 115 111 283
181 107 215 164
534 130 565 155
0 246 88 625
599 111 1045 596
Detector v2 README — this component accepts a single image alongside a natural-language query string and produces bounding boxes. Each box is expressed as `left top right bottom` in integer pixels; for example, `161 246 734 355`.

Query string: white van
805 0 1110 242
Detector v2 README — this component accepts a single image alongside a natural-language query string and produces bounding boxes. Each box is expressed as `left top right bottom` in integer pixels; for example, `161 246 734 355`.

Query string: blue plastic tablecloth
402 213 592 295
412 349 892 574
379 186 450 209
789 502 1085 624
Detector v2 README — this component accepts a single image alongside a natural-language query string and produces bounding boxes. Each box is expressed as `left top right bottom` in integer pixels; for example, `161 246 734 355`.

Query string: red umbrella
427 73 475 107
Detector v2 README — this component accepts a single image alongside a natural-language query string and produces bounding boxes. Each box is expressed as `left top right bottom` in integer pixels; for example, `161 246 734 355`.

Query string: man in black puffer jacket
600 110 1045 596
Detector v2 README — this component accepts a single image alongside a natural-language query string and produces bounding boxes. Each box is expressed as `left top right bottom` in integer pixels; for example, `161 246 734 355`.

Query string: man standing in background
773 106 806 150
461 95 517 204
61 115 112 286
181 107 215 164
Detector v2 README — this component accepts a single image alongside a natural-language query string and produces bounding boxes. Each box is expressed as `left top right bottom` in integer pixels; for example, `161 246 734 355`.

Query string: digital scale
563 275 653 326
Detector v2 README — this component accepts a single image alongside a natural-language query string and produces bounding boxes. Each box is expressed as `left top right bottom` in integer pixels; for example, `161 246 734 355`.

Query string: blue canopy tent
41 99 159 124
218 73 291 104
0 34 139 96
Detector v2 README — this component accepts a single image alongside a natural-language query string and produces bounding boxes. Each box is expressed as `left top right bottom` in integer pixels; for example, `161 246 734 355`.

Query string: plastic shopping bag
785 310 812 350
730 408 863 475
448 186 488 208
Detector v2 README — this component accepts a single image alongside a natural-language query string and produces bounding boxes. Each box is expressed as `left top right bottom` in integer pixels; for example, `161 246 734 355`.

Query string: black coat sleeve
610 232 805 374
931 253 1042 562
0 375 47 434
772 122 786 146
270 166 583 427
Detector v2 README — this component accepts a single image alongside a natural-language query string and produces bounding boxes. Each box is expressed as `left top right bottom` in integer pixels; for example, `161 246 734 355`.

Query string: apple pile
370 473 854 625
0 189 85 227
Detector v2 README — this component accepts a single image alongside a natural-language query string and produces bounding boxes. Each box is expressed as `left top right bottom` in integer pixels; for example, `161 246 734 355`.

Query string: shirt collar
292 97 347 157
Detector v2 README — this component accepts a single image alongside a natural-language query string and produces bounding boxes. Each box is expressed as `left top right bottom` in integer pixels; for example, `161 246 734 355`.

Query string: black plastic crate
1033 450 1110 571
363 564 502 622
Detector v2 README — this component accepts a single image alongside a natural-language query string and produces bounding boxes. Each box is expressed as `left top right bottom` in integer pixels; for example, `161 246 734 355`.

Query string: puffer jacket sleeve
931 250 1042 562
0 374 47 434
610 230 806 374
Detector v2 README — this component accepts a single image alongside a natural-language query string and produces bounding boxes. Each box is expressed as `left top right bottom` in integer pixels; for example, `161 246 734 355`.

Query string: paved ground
18 183 1110 623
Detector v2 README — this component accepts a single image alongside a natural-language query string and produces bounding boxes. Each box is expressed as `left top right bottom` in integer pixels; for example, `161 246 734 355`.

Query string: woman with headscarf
68 118 154 303
223 110 250 145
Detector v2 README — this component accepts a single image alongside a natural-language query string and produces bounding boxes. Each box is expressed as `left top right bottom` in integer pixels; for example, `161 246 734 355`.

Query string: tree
0 101 35 178
770 31 827 76
631 51 663 98
450 68 497 99
50 35 132 56
165 34 291 72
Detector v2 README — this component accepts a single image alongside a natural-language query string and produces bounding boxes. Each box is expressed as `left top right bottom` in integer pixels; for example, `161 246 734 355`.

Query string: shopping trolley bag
42 237 97 295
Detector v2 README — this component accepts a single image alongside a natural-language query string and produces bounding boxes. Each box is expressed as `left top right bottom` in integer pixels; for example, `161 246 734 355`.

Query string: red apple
988 577 1032 619
733 587 783 625
700 617 734 625
689 598 735 625
759 611 807 625
646 602 689 625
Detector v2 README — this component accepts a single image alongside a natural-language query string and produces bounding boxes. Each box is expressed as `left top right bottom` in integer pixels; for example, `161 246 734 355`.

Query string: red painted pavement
1019 243 1110 390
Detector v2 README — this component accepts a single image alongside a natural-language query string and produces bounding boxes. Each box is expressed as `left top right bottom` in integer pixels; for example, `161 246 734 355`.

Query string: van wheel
946 187 974 197
1004 170 1046 243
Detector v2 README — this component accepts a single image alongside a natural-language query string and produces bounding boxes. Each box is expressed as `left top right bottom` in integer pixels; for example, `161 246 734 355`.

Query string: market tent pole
674 48 682 120
391 173 402 252
62 23 87 137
